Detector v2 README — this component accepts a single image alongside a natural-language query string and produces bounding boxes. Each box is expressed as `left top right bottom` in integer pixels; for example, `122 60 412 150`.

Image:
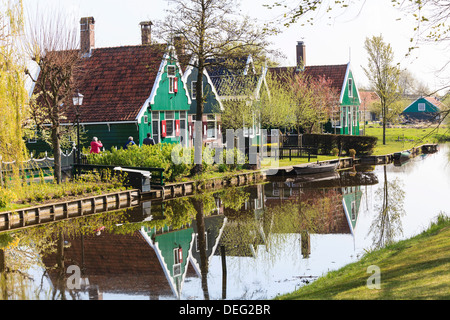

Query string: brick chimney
174 35 186 55
80 17 95 56
296 41 306 69
140 21 153 45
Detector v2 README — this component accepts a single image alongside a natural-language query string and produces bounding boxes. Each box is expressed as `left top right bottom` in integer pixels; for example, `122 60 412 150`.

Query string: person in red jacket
90 137 103 153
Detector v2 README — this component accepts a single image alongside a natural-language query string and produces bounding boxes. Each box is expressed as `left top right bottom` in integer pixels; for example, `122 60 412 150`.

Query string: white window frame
195 232 208 252
418 103 426 111
168 65 176 93
191 81 197 100
28 130 38 143
348 78 353 98
165 111 175 138
206 114 216 140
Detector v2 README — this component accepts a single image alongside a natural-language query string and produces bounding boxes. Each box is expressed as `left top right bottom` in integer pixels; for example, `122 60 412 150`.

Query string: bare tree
24 8 81 184
157 0 273 175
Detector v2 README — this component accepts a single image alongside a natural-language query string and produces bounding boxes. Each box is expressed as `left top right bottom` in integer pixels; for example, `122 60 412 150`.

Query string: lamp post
73 90 84 173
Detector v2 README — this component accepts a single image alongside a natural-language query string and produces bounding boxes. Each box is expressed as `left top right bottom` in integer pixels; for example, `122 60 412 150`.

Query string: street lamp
73 90 84 173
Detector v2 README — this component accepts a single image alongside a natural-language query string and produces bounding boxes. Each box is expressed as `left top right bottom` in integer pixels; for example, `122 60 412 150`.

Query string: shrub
332 148 339 156
303 133 377 155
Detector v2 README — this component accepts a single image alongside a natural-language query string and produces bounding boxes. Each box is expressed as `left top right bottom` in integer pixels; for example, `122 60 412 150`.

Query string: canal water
0 144 449 300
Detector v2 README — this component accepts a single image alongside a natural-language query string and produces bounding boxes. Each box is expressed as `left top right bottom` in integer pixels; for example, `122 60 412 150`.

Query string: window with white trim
418 103 426 111
348 78 353 98
195 232 208 252
168 65 176 93
165 111 175 137
28 130 38 143
191 81 197 100
206 114 216 139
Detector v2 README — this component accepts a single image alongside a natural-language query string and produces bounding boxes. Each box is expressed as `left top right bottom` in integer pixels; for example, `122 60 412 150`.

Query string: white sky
22 0 449 95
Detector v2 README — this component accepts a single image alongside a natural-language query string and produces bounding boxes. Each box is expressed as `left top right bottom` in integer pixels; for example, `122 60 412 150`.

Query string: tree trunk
382 104 386 145
191 57 205 176
52 126 62 184
193 198 209 300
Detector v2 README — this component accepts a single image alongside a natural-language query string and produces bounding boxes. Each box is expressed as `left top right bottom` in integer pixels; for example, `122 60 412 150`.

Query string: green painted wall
340 70 360 136
139 56 190 145
342 186 362 231
26 123 140 156
404 98 439 113
185 68 221 115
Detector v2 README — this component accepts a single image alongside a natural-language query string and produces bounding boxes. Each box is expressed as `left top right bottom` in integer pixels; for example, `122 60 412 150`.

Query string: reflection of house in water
342 186 362 235
189 202 227 277
265 171 378 236
41 195 229 300
41 232 177 299
217 184 266 258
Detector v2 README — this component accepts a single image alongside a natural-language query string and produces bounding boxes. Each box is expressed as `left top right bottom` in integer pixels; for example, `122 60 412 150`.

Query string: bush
303 133 377 156
332 148 339 156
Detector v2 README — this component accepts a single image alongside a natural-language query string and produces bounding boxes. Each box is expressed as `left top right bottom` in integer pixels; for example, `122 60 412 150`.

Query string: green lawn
276 215 450 300
365 125 449 155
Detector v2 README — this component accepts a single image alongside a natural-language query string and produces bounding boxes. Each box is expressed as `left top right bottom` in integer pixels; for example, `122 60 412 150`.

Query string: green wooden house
401 96 442 122
27 18 191 154
308 63 361 135
141 226 194 298
207 55 269 147
182 57 223 148
269 41 361 136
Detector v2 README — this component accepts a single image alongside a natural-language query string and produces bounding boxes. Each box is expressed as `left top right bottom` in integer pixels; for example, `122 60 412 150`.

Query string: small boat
393 150 411 161
293 161 338 175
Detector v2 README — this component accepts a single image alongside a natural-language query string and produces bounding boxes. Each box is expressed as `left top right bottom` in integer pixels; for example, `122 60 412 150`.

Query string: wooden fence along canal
0 189 140 232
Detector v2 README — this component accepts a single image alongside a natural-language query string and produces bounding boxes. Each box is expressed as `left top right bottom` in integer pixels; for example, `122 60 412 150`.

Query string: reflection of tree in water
190 188 250 300
369 166 406 249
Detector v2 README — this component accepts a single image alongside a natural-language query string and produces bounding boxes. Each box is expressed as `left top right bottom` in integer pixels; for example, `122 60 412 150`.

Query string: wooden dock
271 157 355 177
0 189 140 232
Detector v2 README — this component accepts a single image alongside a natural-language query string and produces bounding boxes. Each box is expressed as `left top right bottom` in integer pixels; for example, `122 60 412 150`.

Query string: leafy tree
261 69 339 140
0 0 28 165
363 35 401 145
157 0 272 174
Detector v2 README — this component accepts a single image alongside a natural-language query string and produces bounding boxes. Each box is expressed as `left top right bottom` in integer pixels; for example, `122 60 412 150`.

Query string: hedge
302 133 378 155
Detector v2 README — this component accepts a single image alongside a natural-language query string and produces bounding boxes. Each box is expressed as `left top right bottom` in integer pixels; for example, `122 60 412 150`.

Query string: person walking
143 133 156 146
90 137 103 154
124 136 136 149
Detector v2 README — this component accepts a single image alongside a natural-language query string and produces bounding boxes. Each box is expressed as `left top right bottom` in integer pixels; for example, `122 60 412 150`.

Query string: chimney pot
80 17 95 57
296 41 306 69
140 21 153 45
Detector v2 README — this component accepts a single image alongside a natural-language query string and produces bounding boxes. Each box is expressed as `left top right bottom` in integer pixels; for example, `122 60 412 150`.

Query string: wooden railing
272 147 318 161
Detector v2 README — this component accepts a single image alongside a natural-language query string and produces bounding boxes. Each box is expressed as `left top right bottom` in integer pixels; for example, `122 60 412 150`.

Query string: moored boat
393 150 411 161
293 161 338 175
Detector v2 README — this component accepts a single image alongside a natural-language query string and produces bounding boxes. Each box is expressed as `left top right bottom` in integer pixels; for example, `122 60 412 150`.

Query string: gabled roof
403 96 442 113
268 63 351 100
41 231 174 297
205 55 267 101
359 91 380 105
304 64 348 93
63 44 167 123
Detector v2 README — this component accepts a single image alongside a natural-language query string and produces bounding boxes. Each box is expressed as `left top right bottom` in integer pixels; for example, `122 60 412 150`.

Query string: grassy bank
365 124 449 155
276 215 450 300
